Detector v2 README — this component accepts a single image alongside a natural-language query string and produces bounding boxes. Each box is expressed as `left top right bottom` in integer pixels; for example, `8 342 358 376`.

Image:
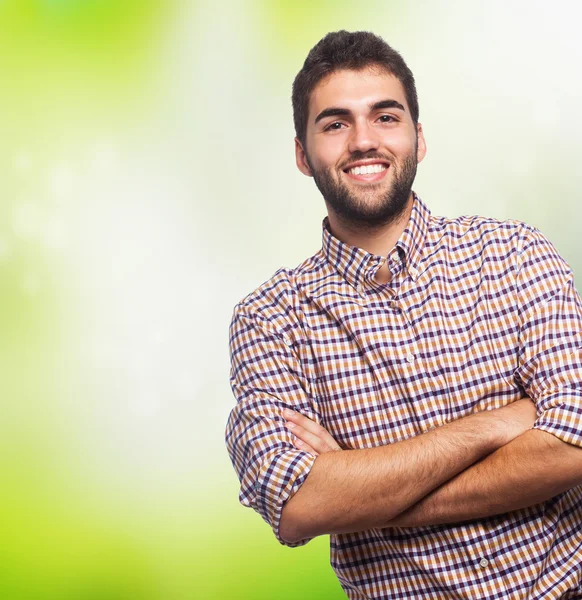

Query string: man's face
295 67 426 228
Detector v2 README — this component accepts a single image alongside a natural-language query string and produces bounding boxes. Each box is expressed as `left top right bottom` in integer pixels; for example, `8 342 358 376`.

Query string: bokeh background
1 1 581 598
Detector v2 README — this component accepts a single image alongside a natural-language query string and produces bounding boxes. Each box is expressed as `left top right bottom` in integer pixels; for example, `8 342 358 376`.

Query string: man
225 30 582 599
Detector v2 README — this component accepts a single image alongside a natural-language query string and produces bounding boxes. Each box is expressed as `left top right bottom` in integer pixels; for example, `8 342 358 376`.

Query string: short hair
292 30 419 148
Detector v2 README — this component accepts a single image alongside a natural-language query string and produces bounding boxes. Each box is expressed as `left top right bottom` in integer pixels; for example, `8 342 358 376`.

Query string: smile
343 161 390 182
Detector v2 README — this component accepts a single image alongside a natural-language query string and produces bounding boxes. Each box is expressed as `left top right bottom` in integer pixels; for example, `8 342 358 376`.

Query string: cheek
380 127 415 150
313 138 346 169
389 136 415 155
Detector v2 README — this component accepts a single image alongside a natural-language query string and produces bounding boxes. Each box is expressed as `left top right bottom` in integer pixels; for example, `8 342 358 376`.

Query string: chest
299 268 522 449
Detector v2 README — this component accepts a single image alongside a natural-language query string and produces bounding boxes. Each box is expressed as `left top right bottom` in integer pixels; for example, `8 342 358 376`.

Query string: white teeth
348 163 387 175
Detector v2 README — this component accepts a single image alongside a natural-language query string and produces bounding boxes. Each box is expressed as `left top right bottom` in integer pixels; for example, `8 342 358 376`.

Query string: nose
348 119 380 154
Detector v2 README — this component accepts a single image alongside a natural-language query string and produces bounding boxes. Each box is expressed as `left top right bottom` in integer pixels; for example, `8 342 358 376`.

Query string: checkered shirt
225 192 582 599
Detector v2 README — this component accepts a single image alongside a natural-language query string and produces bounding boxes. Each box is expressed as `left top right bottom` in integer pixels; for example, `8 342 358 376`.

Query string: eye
378 114 397 123
324 121 346 132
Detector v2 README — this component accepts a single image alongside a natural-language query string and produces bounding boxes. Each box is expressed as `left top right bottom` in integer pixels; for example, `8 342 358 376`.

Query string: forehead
308 67 409 121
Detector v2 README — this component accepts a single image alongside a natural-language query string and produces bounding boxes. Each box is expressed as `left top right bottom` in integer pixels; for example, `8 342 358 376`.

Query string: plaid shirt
225 193 582 599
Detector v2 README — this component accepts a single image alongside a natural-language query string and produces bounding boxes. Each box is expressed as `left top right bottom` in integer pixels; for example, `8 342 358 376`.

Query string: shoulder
513 223 573 280
425 213 540 264
427 214 572 284
231 250 325 333
429 213 528 246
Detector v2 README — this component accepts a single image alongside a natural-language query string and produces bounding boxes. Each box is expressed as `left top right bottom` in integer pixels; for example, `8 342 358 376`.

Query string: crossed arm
279 403 582 544
389 426 582 527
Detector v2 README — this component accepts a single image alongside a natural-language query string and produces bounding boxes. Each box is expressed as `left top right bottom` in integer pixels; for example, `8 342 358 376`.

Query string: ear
416 123 427 164
295 137 313 177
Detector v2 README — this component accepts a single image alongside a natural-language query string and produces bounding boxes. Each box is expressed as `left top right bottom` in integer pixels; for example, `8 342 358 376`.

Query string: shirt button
406 353 415 363
409 267 418 279
479 558 489 568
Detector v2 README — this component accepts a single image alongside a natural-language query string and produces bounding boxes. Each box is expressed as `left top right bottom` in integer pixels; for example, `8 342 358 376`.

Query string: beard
307 146 418 230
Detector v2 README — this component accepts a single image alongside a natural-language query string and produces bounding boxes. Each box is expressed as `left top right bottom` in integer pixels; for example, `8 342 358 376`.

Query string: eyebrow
314 99 406 124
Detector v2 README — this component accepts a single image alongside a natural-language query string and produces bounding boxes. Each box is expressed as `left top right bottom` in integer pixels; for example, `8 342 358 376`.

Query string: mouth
342 160 390 183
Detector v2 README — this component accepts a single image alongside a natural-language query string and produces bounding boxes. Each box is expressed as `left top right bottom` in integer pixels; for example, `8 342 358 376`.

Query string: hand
283 409 342 456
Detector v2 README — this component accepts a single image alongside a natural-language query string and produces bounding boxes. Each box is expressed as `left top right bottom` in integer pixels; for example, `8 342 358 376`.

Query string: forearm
390 429 582 528
280 409 511 544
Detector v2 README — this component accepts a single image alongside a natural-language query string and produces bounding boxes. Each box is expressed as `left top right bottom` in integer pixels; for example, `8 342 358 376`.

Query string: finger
284 409 342 451
285 422 334 454
293 437 318 456
284 409 340 448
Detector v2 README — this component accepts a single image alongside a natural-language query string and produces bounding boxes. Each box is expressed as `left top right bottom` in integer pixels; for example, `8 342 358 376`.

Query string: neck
326 192 414 258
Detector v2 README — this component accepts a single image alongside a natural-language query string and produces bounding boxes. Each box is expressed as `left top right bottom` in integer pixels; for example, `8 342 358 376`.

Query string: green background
1 1 580 598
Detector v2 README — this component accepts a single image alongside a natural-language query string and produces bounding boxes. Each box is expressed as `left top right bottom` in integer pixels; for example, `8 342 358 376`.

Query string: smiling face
295 66 426 229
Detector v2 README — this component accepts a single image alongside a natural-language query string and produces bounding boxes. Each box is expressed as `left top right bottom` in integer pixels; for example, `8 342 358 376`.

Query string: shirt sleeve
225 305 319 547
513 225 582 447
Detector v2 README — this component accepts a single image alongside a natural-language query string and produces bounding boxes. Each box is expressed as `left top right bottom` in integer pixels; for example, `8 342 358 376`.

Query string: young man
225 31 582 599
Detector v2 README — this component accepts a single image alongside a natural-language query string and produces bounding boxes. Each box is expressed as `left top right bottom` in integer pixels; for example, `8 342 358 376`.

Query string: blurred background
1 1 581 598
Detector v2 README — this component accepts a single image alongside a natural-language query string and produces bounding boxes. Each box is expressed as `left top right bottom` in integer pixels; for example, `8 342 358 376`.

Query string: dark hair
292 30 419 148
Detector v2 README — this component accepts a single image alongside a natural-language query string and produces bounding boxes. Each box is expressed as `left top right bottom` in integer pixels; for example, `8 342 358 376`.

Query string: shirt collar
321 191 430 291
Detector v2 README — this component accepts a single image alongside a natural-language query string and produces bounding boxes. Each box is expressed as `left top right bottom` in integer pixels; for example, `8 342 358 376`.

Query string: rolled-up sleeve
225 306 318 547
514 225 582 447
